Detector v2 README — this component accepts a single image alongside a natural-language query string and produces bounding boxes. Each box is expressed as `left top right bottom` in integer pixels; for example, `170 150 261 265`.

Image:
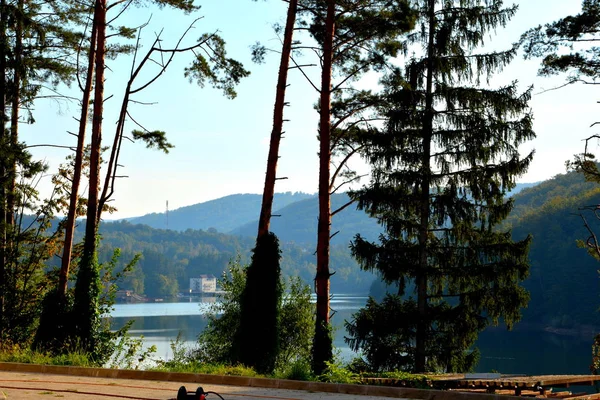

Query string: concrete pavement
0 363 518 400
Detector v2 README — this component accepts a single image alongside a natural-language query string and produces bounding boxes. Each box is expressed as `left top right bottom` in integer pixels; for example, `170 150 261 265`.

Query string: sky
20 0 597 219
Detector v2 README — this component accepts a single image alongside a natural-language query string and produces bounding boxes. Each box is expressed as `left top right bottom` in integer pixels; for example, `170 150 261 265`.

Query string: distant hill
509 181 540 196
123 182 539 246
94 220 372 296
230 193 382 245
504 171 600 329
126 192 314 233
79 175 600 329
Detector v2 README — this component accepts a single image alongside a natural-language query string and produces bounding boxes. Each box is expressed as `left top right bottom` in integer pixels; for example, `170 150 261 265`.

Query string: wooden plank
556 393 600 400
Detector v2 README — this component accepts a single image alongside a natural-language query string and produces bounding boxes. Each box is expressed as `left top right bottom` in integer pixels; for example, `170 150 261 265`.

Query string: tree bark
7 0 22 230
58 10 98 296
83 0 105 260
0 0 8 337
257 0 298 238
415 0 436 373
313 0 335 375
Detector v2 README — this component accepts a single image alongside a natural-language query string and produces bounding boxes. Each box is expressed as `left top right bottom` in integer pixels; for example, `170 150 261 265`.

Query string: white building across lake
189 275 216 294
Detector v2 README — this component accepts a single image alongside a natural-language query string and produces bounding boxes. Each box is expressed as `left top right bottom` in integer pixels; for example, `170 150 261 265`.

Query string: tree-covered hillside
96 175 600 331
365 172 600 331
231 193 382 245
95 221 373 297
125 184 538 245
506 171 600 328
126 192 314 232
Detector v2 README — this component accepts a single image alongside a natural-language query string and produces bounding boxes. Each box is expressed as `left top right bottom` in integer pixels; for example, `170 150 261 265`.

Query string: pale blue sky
21 0 596 218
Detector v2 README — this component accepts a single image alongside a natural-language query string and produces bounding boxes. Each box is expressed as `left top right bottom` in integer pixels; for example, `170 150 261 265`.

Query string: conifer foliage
236 232 283 373
346 0 534 373
521 0 600 83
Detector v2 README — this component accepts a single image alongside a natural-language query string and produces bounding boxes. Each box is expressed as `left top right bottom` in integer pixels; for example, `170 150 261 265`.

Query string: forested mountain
126 192 314 232
95 221 373 298
505 172 600 329
124 183 537 245
364 172 600 331
231 193 382 245
97 176 600 331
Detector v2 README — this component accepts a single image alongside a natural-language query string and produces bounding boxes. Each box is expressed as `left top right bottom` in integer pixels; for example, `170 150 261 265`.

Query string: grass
150 361 263 377
0 347 94 367
0 346 430 388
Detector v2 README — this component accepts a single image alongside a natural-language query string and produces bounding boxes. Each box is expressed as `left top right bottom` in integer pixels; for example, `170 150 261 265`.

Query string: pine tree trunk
84 0 105 252
72 0 105 351
7 0 21 230
0 0 8 339
257 0 297 238
415 0 436 373
58 12 98 297
313 0 335 375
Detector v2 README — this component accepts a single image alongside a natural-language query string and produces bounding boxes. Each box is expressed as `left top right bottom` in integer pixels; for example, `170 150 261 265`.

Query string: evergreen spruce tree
346 0 534 373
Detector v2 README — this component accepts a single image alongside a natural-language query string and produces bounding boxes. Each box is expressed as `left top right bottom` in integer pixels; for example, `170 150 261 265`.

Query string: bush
194 256 314 369
318 360 360 384
274 359 314 381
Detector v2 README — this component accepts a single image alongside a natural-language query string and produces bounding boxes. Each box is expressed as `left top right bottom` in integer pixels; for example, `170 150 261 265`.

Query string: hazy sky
20 0 595 219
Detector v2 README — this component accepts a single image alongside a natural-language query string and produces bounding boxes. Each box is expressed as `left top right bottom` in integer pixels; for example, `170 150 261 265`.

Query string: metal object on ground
176 386 206 400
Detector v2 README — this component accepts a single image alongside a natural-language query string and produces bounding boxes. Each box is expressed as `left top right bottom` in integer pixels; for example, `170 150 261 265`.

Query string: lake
109 294 596 376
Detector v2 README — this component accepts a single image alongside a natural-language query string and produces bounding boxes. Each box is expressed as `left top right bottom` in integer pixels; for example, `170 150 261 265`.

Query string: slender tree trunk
0 0 8 338
58 11 98 297
415 0 436 373
70 0 105 352
257 0 298 238
84 0 105 251
7 0 22 230
312 0 335 375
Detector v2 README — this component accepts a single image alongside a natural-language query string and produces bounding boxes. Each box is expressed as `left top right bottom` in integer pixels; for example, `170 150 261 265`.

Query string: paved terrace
0 363 521 400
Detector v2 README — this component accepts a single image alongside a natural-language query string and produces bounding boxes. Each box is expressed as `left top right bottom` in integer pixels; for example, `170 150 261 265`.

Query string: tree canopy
347 0 534 373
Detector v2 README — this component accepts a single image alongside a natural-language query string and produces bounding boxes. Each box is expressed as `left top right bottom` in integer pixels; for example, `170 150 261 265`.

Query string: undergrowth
0 338 431 388
0 345 94 367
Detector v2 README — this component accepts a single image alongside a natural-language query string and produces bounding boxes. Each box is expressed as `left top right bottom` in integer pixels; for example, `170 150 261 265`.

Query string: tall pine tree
295 0 416 374
346 0 534 373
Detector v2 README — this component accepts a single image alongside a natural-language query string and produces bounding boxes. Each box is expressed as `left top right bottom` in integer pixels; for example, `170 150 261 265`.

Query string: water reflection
108 295 595 376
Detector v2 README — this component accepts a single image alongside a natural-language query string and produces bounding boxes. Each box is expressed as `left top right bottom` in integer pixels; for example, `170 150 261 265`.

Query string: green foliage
194 258 246 365
237 233 282 373
107 334 157 370
33 289 73 354
195 256 314 371
346 295 414 372
71 244 104 361
0 344 94 367
274 359 314 381
592 333 600 373
35 247 141 366
153 360 262 377
185 34 250 99
348 0 533 373
521 0 600 82
504 170 600 328
278 277 314 366
0 161 59 345
318 360 360 384
131 130 174 154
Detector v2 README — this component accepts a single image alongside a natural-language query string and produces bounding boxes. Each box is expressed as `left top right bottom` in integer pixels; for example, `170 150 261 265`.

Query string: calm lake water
108 294 596 376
